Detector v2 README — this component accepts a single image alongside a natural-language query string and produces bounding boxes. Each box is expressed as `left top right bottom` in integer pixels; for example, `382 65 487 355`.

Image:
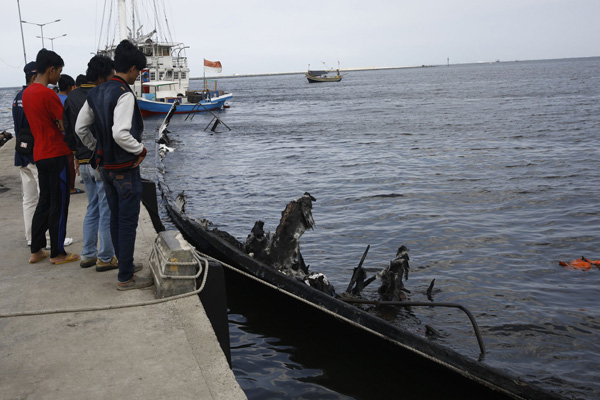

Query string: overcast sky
1 0 599 88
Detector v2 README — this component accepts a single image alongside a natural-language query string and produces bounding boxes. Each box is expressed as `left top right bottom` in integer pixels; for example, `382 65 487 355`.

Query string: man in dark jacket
65 55 118 271
75 40 152 290
12 61 38 246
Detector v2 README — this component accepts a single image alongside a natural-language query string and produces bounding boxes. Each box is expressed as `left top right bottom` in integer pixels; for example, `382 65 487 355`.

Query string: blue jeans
80 164 114 262
102 167 142 283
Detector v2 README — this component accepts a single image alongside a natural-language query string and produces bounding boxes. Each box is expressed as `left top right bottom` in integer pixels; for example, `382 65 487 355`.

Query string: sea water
1 57 598 399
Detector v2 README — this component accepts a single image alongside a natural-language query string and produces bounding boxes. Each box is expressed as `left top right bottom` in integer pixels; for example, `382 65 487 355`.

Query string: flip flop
29 250 49 264
70 188 85 194
51 253 81 265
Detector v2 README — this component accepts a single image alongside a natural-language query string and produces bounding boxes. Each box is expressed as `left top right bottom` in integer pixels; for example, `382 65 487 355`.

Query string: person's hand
132 152 146 168
74 158 80 176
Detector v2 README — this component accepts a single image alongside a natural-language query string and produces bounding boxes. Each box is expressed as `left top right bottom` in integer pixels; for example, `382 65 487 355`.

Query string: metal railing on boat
340 298 486 355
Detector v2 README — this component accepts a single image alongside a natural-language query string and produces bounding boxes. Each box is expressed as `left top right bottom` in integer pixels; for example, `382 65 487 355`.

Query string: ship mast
117 0 128 41
130 0 136 42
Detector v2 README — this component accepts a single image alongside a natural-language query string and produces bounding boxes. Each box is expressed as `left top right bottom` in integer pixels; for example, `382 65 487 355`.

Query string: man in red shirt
23 49 80 265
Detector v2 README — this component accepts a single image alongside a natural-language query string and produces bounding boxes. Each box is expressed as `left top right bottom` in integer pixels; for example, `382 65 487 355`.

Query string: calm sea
1 57 599 399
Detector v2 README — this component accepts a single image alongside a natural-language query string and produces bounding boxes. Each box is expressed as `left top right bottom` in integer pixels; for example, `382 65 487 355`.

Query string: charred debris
155 107 484 353
189 192 436 305
183 192 486 355
153 102 434 305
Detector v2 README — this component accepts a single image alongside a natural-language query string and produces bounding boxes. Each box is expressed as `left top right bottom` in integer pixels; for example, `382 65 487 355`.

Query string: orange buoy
559 257 600 271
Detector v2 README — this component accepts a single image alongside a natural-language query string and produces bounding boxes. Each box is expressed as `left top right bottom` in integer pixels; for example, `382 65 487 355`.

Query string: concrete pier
0 144 246 399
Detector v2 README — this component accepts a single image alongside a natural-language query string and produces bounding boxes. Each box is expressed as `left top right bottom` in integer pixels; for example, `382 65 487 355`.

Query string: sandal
50 253 81 265
29 250 49 264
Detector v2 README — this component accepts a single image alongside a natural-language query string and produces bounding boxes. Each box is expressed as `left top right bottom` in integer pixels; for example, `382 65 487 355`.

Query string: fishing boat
153 105 566 400
306 70 343 83
306 62 344 83
137 79 231 117
97 0 232 116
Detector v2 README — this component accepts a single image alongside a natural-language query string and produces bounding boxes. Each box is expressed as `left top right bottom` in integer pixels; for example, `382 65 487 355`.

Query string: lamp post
37 34 67 51
21 19 61 48
17 0 27 65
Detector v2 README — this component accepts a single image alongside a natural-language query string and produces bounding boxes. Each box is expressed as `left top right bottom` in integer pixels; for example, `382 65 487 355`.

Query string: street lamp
37 34 67 51
21 19 61 48
17 0 27 65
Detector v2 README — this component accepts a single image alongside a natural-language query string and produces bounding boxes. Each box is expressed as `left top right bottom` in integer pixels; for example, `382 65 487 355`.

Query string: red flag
204 59 222 73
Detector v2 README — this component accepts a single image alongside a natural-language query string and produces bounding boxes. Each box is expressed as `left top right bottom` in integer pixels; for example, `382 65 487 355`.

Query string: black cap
24 62 37 75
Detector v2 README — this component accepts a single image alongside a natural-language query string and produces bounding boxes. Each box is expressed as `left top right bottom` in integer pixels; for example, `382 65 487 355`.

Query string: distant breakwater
192 65 437 80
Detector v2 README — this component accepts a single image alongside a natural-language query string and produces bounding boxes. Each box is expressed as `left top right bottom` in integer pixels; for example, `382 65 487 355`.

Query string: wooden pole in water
211 119 221 132
345 245 370 293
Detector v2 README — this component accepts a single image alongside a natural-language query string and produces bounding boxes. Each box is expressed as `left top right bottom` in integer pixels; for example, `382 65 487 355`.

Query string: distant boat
97 0 232 116
305 62 344 83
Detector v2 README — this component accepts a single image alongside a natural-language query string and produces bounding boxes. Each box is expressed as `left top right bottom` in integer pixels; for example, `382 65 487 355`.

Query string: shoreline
193 65 437 80
193 56 600 80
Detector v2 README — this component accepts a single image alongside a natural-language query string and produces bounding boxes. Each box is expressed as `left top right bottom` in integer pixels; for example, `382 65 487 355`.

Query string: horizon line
195 55 600 80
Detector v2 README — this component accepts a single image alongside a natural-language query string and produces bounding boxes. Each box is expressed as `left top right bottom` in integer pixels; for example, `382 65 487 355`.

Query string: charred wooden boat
154 106 565 400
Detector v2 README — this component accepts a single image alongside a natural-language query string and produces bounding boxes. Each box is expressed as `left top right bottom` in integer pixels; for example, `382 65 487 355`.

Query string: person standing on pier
12 61 38 246
57 74 81 195
75 40 152 290
65 55 117 272
23 49 79 265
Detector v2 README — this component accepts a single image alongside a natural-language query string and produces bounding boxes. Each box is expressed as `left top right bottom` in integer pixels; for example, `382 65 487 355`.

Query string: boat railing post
340 298 486 355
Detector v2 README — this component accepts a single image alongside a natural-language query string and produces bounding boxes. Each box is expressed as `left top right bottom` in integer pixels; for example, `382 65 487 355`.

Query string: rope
0 249 209 319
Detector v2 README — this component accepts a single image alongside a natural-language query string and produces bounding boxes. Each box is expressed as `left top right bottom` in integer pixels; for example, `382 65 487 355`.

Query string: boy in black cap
12 61 38 246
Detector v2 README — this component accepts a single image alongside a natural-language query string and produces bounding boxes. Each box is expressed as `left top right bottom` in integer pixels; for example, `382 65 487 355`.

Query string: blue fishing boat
137 80 232 117
138 95 231 116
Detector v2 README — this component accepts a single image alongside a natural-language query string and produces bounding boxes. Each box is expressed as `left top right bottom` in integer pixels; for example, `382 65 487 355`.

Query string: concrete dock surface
0 144 246 399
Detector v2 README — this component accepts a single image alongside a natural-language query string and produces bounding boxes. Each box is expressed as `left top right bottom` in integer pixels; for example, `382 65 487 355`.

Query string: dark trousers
67 153 76 190
31 155 70 258
102 167 142 282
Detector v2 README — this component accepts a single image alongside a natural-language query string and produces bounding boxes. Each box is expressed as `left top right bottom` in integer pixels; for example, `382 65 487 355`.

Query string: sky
1 0 599 88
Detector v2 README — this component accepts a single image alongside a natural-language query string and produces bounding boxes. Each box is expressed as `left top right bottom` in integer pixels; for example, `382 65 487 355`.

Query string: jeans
80 164 114 262
19 163 39 242
102 167 142 282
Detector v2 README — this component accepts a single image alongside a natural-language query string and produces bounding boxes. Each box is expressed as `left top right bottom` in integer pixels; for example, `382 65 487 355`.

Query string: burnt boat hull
158 185 564 400
225 263 508 399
